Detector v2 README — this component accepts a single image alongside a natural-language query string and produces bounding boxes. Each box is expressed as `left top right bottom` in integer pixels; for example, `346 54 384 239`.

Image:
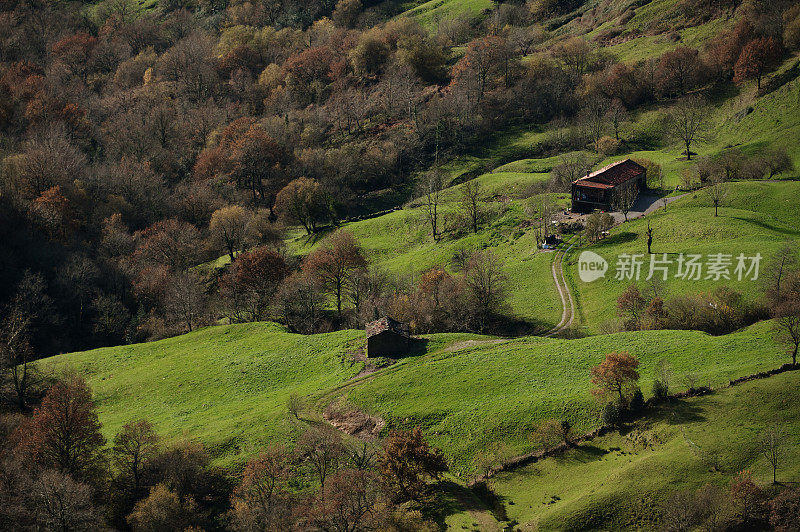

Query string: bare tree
704 176 728 217
460 179 483 233
464 250 508 332
668 95 709 161
419 169 444 241
580 96 610 147
550 152 594 191
526 195 556 248
606 98 628 141
0 301 35 411
164 272 206 332
773 299 800 366
763 243 798 304
287 393 305 420
612 183 638 222
299 427 345 489
761 426 783 484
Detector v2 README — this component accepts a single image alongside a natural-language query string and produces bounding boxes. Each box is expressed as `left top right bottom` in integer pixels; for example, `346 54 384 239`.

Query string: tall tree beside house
611 183 638 222
303 231 367 318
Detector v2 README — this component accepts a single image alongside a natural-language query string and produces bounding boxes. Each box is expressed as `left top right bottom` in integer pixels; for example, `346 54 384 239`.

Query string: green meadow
446 370 800 530
38 319 789 477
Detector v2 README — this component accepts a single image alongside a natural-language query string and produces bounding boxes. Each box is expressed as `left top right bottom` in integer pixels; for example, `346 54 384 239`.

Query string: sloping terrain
38 320 789 474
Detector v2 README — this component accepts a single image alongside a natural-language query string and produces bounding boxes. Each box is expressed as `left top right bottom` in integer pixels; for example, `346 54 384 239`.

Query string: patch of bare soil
324 401 385 440
350 346 395 379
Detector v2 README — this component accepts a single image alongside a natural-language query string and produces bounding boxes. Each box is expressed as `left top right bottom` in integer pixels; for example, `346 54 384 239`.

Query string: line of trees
0 374 449 531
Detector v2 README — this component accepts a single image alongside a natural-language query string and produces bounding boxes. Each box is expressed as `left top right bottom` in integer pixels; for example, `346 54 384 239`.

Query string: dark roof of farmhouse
573 159 646 190
366 317 410 338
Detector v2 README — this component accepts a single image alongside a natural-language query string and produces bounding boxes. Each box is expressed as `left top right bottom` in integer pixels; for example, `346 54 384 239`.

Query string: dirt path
544 237 576 337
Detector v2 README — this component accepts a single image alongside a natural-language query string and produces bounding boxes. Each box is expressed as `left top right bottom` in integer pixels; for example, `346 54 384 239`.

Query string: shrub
652 379 669 402
630 388 645 414
595 135 619 156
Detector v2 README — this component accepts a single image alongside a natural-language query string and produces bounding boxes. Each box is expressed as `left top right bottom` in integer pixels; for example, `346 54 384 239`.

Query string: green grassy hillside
39 323 365 467
38 319 789 476
340 320 787 475
400 0 495 30
448 370 800 530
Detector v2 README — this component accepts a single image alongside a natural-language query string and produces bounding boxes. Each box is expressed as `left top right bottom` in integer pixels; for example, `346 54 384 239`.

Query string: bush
601 401 622 426
595 135 620 156
652 379 669 402
630 388 645 414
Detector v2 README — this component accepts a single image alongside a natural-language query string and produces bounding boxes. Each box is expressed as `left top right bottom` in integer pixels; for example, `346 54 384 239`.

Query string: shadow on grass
728 216 800 237
649 399 707 425
425 480 508 528
558 444 609 464
406 337 430 357
298 225 336 246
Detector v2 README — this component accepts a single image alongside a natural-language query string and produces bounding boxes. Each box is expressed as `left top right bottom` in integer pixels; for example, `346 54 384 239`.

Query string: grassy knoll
568 180 800 333
473 370 800 531
37 323 366 468
341 320 787 477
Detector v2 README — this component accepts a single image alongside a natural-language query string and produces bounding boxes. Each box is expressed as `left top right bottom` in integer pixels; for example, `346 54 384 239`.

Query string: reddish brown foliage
133 219 201 271
734 37 783 89
378 427 448 502
221 247 289 322
15 376 106 482
656 46 703 96
303 230 367 317
590 351 640 406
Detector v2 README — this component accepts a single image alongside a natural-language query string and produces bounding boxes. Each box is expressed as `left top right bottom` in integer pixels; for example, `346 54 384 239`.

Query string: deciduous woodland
2 0 800 529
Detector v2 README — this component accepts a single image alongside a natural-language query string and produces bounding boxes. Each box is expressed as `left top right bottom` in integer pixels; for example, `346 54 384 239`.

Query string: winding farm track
544 237 576 337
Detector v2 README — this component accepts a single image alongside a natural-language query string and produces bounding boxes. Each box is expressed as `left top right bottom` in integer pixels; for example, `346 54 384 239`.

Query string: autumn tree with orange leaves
378 427 448 502
16 376 106 483
734 37 783 89
590 351 640 407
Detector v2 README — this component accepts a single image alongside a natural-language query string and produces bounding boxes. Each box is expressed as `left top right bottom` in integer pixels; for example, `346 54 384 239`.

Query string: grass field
444 369 800 530
37 317 788 478
38 323 366 468
339 320 788 476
